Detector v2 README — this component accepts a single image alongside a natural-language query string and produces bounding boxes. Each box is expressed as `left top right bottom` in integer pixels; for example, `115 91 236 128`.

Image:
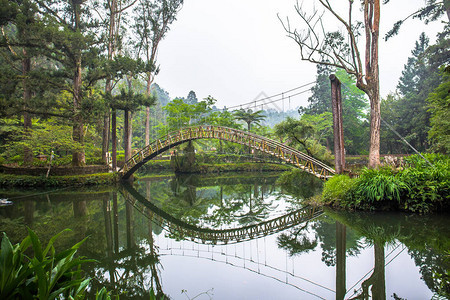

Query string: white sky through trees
155 0 446 110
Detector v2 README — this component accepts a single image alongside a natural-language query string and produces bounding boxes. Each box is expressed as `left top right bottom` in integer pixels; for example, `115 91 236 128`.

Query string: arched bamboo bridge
120 125 335 180
120 183 324 245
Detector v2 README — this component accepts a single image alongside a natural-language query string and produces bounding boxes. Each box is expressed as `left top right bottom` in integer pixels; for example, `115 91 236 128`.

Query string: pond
0 171 449 299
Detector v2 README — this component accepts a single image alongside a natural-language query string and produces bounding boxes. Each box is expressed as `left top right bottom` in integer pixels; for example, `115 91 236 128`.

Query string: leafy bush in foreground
0 230 163 300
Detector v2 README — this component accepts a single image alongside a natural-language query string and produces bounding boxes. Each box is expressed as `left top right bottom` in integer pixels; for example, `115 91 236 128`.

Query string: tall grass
351 167 409 210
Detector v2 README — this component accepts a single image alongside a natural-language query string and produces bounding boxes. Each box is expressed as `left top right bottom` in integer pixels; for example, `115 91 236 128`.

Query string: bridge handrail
120 125 335 177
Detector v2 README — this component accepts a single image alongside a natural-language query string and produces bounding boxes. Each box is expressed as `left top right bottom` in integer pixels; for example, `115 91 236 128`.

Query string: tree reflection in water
1 172 448 299
88 190 168 299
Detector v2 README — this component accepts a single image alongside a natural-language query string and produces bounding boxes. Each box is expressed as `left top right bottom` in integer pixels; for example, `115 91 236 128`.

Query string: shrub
53 155 73 166
322 174 355 207
350 167 409 210
399 155 449 213
322 154 449 213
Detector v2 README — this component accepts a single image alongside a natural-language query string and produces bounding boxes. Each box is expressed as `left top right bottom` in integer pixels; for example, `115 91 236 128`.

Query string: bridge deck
119 125 335 180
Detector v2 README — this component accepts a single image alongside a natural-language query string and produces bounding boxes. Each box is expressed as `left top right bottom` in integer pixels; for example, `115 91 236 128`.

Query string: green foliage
95 287 114 300
400 154 450 213
163 96 218 132
0 173 118 188
0 117 106 166
233 108 265 132
274 115 333 163
110 88 156 113
427 68 450 154
299 67 369 155
351 168 409 210
384 0 448 40
0 232 33 299
2 120 82 162
323 154 449 213
0 229 93 299
381 31 449 154
322 175 355 206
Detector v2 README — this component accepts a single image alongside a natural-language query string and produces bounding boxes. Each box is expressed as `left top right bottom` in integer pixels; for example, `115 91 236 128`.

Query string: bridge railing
120 125 335 179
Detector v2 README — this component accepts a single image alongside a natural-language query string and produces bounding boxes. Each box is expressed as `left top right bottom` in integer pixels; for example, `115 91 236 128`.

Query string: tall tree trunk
101 109 110 164
22 53 33 165
362 0 381 168
124 76 133 180
124 109 132 162
368 85 381 168
145 74 153 145
111 109 117 170
102 0 117 164
72 3 85 166
145 106 150 145
72 57 85 166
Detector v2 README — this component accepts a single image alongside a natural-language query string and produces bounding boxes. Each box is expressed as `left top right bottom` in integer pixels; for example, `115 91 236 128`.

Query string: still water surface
0 172 448 299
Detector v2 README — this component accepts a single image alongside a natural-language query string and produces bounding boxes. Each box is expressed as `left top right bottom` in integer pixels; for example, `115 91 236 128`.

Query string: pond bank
0 173 119 188
0 161 292 188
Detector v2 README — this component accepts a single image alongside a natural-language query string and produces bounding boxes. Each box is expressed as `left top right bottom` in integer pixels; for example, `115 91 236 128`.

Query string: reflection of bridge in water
120 126 335 180
158 245 336 299
120 183 324 245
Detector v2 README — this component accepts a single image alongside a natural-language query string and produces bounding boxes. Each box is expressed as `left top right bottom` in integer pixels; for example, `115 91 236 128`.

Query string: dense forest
0 1 448 170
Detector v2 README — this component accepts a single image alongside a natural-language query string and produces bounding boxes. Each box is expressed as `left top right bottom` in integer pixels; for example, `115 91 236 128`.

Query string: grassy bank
0 161 290 188
321 154 449 213
0 173 119 188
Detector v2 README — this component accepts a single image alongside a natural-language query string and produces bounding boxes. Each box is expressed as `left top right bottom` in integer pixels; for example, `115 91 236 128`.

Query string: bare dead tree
280 0 382 168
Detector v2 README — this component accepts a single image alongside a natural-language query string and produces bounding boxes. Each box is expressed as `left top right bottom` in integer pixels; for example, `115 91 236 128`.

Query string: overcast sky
155 0 446 110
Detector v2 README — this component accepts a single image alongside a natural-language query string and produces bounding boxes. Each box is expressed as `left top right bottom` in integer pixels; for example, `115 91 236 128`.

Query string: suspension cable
225 81 315 111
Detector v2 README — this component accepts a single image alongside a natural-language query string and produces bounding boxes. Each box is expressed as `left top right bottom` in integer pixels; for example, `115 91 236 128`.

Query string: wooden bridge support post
330 74 345 174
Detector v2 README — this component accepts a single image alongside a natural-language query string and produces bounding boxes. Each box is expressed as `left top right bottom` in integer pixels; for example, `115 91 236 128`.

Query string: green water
0 172 448 299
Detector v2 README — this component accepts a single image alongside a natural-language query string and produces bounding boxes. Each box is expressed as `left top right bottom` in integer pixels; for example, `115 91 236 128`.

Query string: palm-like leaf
233 109 265 132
